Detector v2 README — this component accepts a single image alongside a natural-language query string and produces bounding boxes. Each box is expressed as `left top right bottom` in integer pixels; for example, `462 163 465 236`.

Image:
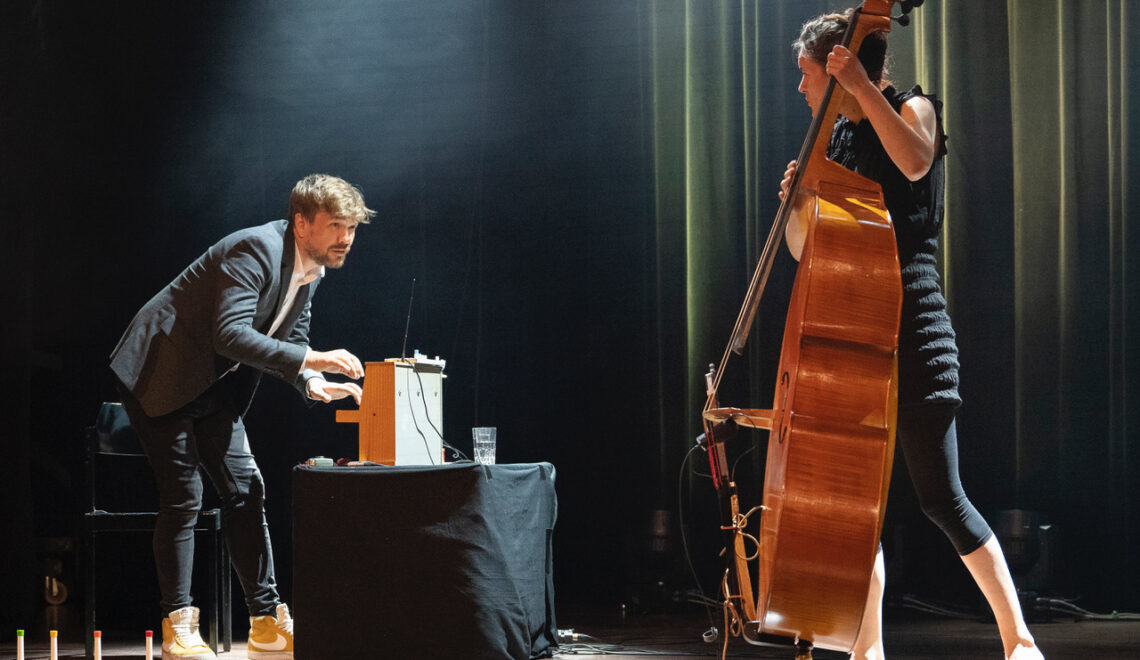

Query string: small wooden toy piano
335 354 446 465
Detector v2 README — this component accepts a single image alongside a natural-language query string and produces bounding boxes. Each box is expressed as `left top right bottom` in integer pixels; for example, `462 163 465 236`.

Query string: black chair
84 401 231 656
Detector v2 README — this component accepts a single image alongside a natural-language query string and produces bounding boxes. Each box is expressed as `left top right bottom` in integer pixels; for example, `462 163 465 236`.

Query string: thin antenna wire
400 277 416 360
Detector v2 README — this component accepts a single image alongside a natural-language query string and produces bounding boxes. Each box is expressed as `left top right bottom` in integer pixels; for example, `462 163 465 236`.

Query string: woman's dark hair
792 9 889 84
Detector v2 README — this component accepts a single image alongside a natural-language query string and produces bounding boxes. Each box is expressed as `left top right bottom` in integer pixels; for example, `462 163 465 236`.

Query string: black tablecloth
293 462 558 659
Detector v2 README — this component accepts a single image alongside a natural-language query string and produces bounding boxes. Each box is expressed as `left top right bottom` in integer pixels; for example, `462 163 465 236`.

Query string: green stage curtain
648 0 1139 607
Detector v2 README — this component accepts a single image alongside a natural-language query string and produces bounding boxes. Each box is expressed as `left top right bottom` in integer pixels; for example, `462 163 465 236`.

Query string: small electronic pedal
305 456 334 467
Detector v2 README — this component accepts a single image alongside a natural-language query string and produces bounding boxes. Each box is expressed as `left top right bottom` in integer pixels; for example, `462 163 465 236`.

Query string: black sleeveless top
826 85 961 407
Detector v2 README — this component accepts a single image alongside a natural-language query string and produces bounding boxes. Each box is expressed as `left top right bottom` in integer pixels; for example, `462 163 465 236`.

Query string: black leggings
896 403 993 555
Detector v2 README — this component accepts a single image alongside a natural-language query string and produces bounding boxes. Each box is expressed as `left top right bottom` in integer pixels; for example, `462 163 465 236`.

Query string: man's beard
309 245 349 268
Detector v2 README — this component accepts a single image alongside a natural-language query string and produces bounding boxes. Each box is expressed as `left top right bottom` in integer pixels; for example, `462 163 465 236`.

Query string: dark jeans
118 379 280 617
896 402 994 555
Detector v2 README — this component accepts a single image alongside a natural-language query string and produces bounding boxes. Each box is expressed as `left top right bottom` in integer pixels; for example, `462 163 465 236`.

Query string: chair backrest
93 401 142 455
88 402 155 513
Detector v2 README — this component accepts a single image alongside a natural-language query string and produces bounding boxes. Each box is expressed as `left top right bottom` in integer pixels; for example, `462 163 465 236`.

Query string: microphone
395 276 462 462
400 277 415 361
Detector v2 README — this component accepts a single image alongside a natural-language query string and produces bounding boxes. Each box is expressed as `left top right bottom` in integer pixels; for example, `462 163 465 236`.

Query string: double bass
700 1 922 657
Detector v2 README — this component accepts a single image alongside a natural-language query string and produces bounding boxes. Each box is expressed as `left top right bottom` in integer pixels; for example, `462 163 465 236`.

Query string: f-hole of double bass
777 371 791 443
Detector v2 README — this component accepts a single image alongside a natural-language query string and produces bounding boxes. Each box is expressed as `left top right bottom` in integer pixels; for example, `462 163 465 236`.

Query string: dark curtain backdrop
3 0 1137 634
650 0 1139 609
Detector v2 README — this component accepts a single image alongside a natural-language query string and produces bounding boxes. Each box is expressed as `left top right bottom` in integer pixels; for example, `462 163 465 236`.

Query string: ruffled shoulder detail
891 85 948 158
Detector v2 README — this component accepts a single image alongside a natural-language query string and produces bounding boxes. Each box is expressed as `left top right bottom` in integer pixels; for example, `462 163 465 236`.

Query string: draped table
292 462 558 659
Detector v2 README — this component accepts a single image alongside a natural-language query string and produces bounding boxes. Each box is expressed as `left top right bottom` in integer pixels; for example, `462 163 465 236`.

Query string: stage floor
3 607 1136 659
551 605 1138 659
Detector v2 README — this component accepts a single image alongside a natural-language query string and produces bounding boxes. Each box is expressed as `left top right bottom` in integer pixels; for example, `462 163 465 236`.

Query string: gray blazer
111 220 320 418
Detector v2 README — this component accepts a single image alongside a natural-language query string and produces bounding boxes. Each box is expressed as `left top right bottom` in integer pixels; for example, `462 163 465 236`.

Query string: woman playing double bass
778 11 1043 660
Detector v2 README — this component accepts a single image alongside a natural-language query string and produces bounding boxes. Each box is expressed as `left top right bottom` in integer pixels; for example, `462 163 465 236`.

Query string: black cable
899 594 981 620
676 442 718 635
555 642 702 656
401 357 468 461
400 362 439 465
729 443 756 483
1035 597 1140 621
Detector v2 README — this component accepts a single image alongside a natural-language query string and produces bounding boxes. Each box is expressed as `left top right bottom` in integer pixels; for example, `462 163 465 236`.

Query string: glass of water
472 427 497 465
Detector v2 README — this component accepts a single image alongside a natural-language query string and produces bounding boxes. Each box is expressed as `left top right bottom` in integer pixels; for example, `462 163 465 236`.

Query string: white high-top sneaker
161 606 216 660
